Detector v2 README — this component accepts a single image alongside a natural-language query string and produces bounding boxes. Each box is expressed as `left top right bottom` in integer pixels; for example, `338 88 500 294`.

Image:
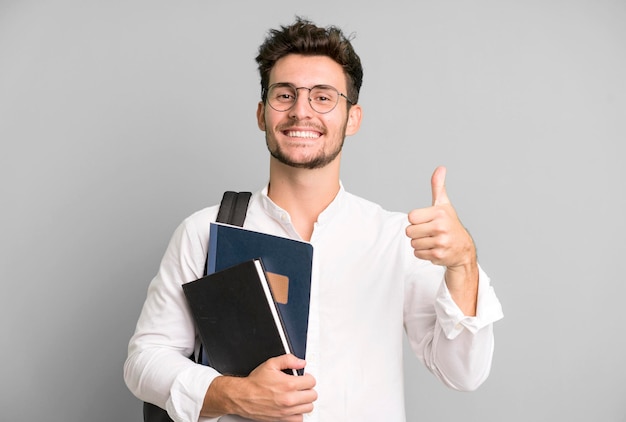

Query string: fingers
406 211 450 265
407 205 442 225
257 354 316 392
267 353 307 372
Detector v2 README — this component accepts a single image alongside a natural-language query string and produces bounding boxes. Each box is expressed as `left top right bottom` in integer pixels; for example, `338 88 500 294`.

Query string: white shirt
124 185 503 422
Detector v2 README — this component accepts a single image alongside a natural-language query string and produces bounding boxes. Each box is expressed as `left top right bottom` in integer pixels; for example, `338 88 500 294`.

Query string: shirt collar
258 182 346 226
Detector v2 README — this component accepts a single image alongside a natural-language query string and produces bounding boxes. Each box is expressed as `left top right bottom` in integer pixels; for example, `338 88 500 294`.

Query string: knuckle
434 207 447 217
279 395 297 408
432 249 445 261
283 379 298 392
432 219 446 233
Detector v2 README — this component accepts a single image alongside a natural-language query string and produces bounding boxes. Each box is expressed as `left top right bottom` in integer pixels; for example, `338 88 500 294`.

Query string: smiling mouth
283 130 321 139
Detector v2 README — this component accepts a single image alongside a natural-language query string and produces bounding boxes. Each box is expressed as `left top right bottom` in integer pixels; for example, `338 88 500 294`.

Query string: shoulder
166 204 221 251
184 204 220 230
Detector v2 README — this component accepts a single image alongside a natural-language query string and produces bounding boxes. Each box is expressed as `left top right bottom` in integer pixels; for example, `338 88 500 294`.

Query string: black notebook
182 258 297 377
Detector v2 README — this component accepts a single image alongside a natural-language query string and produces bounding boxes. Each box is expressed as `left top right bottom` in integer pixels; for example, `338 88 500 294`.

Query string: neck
268 155 341 241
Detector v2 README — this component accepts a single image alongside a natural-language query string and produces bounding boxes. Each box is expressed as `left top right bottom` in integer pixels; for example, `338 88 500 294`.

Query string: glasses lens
267 84 296 112
309 86 339 113
266 84 342 113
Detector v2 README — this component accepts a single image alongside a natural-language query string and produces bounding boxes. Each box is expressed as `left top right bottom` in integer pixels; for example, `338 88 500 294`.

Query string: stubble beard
265 120 347 170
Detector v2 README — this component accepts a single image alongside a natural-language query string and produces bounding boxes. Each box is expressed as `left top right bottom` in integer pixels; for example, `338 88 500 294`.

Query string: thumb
431 166 450 206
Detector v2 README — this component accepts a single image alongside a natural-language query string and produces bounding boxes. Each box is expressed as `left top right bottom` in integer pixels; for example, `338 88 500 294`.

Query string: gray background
1 1 624 421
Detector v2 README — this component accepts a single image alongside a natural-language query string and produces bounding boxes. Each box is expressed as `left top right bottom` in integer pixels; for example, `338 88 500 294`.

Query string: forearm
444 261 479 316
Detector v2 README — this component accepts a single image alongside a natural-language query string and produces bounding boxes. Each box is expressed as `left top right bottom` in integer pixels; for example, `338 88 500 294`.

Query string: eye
311 87 337 103
270 85 296 103
275 92 295 102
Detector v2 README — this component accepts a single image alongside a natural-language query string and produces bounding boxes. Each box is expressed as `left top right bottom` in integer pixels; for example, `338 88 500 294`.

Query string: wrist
445 261 479 316
201 375 239 418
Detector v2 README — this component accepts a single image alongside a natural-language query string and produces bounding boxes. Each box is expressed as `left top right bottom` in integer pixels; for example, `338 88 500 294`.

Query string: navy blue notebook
206 222 313 364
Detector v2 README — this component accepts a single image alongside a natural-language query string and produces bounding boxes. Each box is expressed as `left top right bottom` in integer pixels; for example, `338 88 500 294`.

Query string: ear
345 104 362 136
256 101 266 131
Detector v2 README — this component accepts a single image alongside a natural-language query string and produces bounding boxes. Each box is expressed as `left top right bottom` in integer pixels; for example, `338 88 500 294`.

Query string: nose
288 88 313 120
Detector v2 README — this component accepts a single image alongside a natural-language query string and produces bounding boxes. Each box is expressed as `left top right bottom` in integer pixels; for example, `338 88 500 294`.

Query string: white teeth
286 130 320 139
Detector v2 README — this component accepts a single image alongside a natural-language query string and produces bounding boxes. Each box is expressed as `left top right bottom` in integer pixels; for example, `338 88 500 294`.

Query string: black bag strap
206 191 251 277
215 191 252 228
143 191 251 422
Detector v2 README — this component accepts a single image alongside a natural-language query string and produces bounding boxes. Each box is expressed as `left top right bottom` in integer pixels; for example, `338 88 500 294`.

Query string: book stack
182 223 313 377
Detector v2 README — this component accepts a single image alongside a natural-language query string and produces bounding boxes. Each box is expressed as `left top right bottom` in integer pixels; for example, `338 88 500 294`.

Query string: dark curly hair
256 17 363 106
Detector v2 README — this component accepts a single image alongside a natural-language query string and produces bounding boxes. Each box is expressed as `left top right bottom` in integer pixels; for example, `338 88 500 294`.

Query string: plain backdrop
1 1 625 421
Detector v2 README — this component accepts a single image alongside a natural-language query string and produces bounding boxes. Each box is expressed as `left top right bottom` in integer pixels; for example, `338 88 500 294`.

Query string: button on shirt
124 185 504 422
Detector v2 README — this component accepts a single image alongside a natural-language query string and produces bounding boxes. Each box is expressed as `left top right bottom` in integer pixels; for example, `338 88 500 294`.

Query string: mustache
276 121 326 134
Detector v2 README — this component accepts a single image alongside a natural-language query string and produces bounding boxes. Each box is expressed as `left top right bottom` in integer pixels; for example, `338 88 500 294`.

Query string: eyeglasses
264 83 354 114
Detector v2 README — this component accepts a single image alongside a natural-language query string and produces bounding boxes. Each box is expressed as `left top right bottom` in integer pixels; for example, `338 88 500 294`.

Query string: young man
124 18 503 422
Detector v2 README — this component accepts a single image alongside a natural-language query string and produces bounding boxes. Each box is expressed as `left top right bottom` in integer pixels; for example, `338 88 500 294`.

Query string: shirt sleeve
123 208 223 422
404 261 503 391
435 266 504 339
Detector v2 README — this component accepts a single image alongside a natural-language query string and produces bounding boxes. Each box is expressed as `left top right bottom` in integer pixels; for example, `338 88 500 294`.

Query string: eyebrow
271 82 339 89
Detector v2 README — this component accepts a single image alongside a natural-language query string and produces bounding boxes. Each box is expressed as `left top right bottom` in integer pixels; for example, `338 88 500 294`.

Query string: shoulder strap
204 191 252 277
215 191 252 227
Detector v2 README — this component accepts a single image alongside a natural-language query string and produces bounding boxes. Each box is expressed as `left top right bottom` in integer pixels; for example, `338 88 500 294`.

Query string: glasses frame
264 83 354 114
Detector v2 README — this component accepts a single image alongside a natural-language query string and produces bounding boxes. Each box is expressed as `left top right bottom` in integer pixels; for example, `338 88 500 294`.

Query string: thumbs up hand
406 166 473 267
406 166 478 314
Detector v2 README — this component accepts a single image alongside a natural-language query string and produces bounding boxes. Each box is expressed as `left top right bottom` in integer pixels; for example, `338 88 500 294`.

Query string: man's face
257 54 361 169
